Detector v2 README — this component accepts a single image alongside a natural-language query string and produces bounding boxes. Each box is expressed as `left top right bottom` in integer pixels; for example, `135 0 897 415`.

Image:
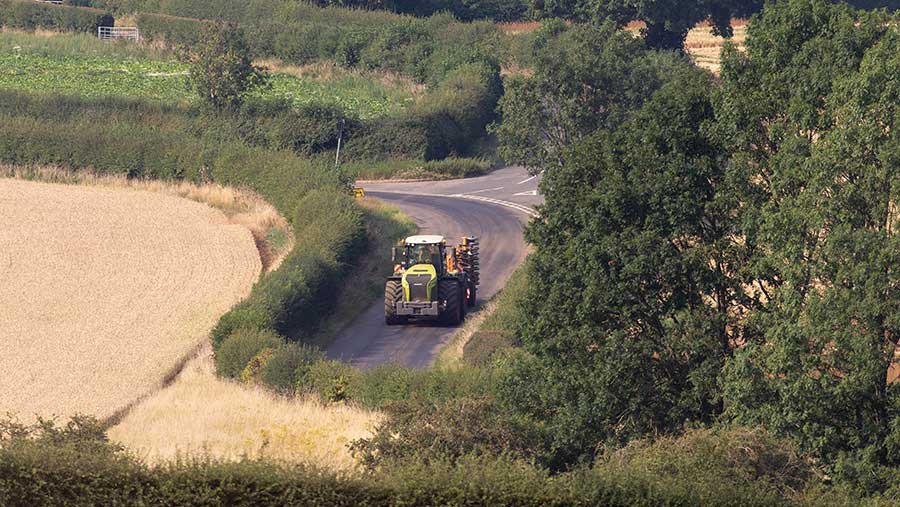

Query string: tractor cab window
409 244 440 268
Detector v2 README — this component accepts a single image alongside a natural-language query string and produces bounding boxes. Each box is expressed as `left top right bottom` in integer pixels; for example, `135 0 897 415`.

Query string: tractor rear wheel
385 280 406 325
439 279 462 326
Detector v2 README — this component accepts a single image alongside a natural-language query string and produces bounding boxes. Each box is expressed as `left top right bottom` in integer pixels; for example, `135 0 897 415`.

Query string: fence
97 26 140 42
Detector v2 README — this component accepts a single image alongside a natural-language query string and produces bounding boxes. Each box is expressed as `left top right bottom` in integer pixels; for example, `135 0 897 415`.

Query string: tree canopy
497 0 900 489
191 23 267 110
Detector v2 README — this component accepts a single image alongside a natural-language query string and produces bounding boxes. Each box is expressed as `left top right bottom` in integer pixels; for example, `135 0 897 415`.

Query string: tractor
384 235 479 325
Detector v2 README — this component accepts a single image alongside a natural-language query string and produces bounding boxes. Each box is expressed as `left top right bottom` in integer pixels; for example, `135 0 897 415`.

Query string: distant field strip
0 178 261 421
0 32 414 118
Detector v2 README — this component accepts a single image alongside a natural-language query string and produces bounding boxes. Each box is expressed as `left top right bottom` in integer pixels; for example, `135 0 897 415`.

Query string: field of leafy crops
0 31 414 118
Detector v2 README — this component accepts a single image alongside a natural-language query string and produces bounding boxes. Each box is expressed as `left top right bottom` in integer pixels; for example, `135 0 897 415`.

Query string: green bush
215 328 283 379
301 359 361 402
343 114 431 161
259 342 324 392
300 362 494 408
351 396 548 470
0 0 113 33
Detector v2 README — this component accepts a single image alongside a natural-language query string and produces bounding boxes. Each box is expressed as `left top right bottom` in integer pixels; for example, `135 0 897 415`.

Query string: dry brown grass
108 347 380 471
0 177 261 423
0 166 293 271
624 20 748 74
0 27 61 37
684 20 747 74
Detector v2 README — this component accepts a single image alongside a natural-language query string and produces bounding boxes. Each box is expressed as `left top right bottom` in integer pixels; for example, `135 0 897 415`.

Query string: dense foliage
2 416 839 506
496 0 900 495
190 23 267 109
0 0 113 33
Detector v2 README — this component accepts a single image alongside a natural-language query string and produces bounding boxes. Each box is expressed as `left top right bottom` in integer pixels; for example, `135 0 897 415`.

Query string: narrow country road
326 166 542 368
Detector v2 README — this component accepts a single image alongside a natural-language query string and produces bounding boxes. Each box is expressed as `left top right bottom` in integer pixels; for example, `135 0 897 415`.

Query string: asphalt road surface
326 166 541 368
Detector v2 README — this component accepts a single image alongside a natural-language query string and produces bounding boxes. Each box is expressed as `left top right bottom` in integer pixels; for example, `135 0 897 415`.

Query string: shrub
304 363 496 409
262 104 346 156
583 427 813 506
350 396 548 470
190 23 268 110
240 347 276 383
301 359 361 402
0 416 851 506
215 328 283 379
259 343 324 392
343 114 431 161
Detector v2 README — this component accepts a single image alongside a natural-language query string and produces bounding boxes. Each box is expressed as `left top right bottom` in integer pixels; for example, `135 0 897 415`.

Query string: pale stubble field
0 178 261 422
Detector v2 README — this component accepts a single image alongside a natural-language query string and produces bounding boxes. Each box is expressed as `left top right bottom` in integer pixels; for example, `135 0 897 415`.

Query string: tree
191 23 267 110
495 22 681 173
500 55 744 465
715 0 900 488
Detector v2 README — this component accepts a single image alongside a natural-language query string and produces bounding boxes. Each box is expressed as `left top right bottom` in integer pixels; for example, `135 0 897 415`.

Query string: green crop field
0 31 414 118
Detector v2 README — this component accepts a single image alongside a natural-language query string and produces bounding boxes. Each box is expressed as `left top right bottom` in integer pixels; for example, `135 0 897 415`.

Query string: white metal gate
97 26 140 42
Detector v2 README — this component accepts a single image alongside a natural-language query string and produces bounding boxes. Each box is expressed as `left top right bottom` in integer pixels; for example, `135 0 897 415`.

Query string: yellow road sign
353 187 365 198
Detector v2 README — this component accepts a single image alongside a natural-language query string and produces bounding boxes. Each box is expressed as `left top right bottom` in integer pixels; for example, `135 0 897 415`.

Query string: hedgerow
0 0 113 33
1 415 854 506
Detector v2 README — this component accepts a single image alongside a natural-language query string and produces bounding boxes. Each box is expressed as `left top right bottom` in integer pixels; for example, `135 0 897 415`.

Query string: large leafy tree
499 56 744 465
191 23 267 110
495 22 681 172
715 0 900 486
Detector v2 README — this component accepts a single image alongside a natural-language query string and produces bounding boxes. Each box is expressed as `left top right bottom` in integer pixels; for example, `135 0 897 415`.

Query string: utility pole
334 118 346 169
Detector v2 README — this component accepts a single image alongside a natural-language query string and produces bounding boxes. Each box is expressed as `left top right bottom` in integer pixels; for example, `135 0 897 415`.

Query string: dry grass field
0 166 294 272
109 347 380 470
0 178 261 422
501 19 747 75
684 19 747 74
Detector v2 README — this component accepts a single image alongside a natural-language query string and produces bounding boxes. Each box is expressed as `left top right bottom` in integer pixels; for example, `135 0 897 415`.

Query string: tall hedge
0 0 113 33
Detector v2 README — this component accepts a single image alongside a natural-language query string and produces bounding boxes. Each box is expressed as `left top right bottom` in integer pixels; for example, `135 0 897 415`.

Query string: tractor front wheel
385 280 406 325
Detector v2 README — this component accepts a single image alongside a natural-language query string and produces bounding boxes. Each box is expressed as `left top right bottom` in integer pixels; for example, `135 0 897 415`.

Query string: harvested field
0 178 261 422
109 347 380 470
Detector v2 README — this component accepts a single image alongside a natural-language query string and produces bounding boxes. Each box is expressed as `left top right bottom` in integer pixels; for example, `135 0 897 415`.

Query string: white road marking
514 190 538 196
468 186 504 194
368 190 539 218
517 175 538 184
452 194 540 218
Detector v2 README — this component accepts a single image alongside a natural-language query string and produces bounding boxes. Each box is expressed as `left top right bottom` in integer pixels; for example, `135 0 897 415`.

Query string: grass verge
344 157 493 181
436 257 529 369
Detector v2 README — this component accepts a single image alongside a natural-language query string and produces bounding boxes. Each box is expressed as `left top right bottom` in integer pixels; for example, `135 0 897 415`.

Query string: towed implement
385 235 479 325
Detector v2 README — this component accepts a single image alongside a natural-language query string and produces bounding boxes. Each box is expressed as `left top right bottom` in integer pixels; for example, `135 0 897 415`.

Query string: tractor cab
393 235 449 276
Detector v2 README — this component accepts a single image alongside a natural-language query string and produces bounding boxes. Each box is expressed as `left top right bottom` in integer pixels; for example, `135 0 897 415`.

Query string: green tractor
385 235 479 325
